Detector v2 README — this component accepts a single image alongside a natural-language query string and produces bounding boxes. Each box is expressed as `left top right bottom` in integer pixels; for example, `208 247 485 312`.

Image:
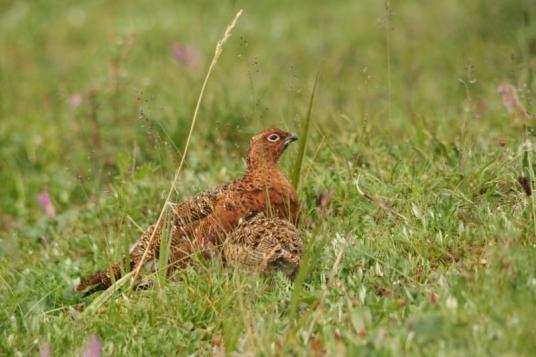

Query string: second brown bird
223 212 303 277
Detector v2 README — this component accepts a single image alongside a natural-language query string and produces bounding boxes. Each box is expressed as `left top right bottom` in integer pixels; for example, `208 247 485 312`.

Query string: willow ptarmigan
223 212 303 277
76 128 300 293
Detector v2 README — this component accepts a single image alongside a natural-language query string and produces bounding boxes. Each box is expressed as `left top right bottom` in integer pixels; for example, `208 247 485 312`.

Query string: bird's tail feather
75 263 124 294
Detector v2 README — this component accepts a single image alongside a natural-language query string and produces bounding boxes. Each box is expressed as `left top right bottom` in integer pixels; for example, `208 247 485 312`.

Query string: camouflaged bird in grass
223 212 303 278
76 128 300 293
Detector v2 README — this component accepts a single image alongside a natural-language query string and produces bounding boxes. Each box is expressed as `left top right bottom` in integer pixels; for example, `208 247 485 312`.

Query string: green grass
1 0 536 355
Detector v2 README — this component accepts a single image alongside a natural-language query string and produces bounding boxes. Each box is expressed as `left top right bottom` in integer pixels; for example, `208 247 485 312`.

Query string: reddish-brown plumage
76 128 299 293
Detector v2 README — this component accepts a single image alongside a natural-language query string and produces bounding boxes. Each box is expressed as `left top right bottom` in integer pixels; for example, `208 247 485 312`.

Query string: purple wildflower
171 42 202 67
39 343 51 357
498 83 529 119
69 94 83 109
36 191 56 218
82 335 102 357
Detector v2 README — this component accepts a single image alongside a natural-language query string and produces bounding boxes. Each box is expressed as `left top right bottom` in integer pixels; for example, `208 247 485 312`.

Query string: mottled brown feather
223 213 303 277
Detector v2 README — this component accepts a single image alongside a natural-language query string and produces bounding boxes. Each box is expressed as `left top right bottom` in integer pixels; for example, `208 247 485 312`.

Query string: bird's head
246 128 298 170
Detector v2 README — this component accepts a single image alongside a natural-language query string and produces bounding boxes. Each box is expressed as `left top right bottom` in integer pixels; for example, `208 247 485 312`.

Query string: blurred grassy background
1 0 536 355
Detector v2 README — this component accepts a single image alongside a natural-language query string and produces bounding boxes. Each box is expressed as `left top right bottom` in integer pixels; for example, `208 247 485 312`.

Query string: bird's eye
267 134 280 142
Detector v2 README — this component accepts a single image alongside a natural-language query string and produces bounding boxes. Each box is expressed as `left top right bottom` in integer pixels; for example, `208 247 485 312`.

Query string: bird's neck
244 151 296 192
245 159 286 184
246 156 278 174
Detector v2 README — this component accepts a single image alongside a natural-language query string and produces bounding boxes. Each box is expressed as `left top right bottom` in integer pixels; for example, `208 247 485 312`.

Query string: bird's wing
126 186 228 270
170 184 230 229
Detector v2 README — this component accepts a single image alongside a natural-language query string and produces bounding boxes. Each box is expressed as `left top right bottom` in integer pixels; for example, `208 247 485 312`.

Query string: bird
223 212 303 278
76 128 300 293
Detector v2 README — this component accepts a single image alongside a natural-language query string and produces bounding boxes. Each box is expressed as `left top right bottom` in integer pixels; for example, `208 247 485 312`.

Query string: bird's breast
238 169 299 222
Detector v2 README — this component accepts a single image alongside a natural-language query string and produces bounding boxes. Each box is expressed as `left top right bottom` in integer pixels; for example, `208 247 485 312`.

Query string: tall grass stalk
385 0 392 122
526 147 536 239
130 9 243 282
284 228 331 349
291 73 319 189
157 219 172 285
521 131 536 238
287 227 328 322
85 9 243 311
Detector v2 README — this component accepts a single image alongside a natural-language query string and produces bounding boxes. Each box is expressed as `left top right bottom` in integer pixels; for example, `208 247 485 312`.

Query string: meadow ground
1 0 536 355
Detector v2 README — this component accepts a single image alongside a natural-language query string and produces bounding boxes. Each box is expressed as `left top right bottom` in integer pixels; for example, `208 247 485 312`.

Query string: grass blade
157 219 172 284
84 272 133 314
288 227 327 322
520 140 536 238
291 73 319 189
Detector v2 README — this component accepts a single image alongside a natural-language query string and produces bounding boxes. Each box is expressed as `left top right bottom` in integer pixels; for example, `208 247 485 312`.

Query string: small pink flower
171 43 202 67
82 335 102 357
39 343 51 357
498 83 530 119
36 191 56 218
69 94 83 109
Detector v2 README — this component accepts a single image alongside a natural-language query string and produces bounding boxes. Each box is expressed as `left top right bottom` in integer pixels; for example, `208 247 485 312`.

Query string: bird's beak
284 134 299 147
